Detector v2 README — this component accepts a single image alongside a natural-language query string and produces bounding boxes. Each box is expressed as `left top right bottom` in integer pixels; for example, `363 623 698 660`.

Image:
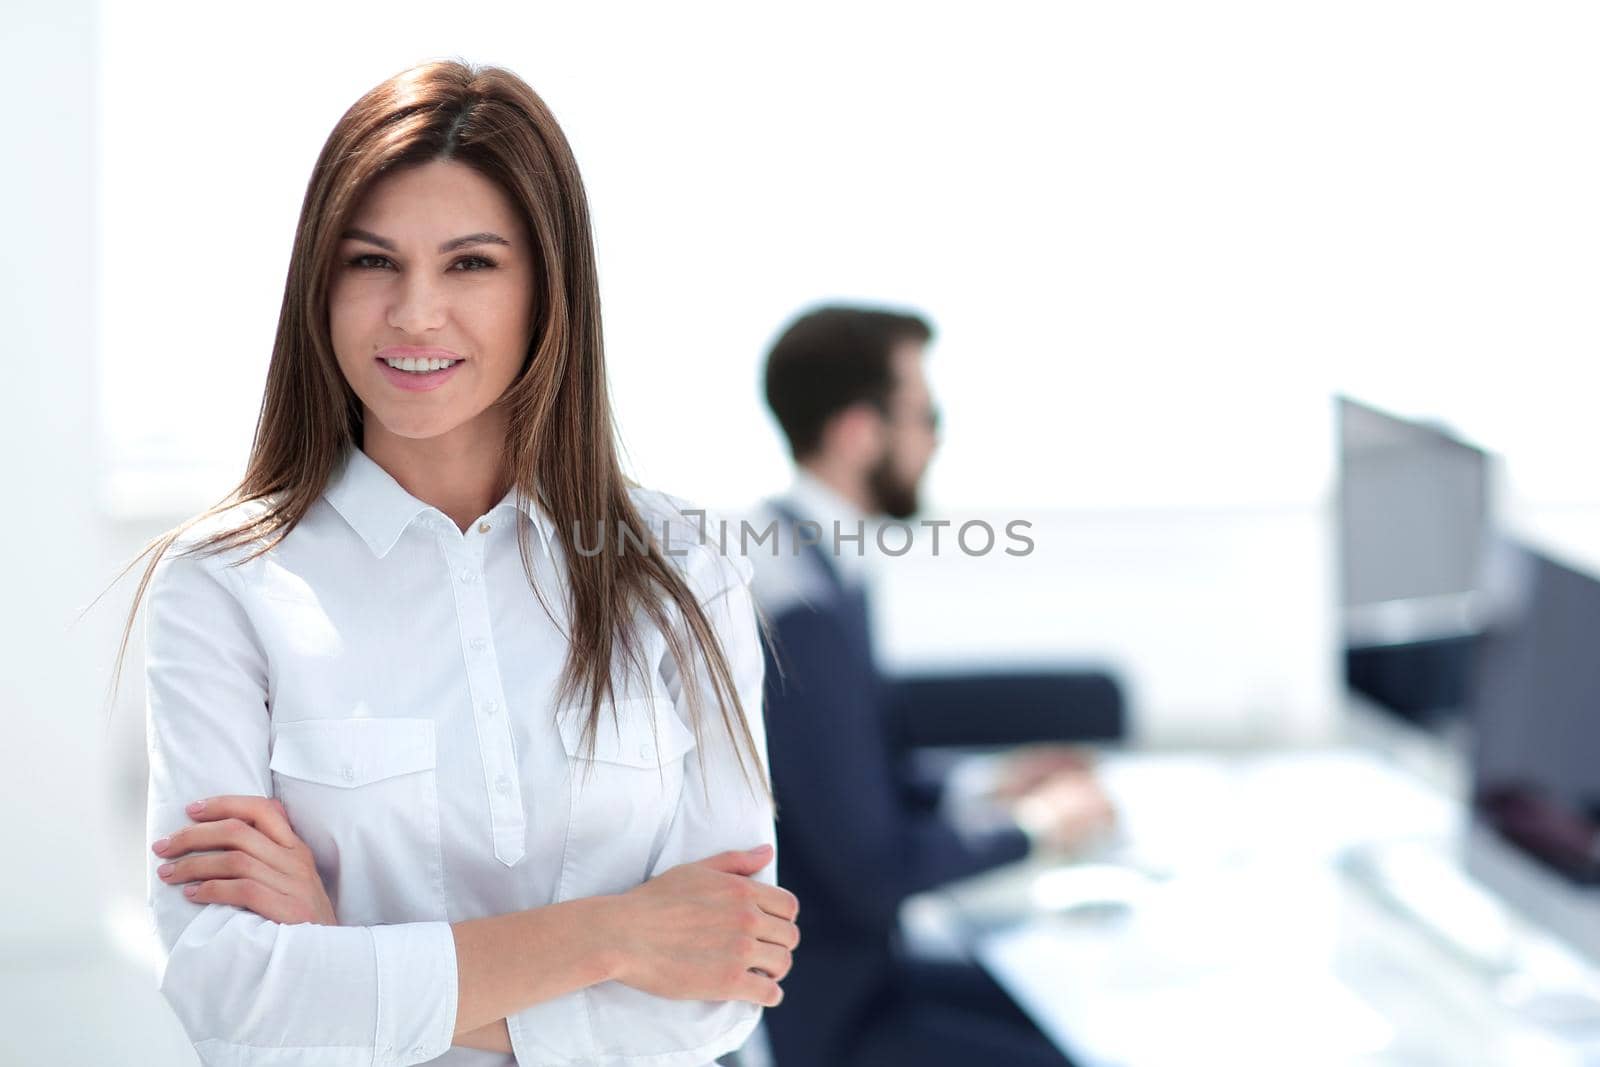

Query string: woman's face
328 159 537 445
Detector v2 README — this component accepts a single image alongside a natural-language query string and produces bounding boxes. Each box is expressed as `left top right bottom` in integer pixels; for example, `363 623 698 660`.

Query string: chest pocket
555 695 698 898
268 717 447 924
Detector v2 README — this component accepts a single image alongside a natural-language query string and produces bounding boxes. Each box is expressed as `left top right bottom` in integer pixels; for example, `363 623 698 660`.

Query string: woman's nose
387 276 448 334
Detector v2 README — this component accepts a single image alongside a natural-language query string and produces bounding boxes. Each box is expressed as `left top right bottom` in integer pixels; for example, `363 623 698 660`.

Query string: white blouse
143 443 773 1067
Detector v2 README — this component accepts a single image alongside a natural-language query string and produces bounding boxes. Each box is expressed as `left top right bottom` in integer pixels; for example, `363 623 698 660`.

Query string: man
746 305 1114 1067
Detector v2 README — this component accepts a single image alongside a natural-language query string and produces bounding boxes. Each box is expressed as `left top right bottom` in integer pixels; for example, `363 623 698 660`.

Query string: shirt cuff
1008 798 1052 853
370 920 459 1066
939 752 1007 807
940 754 1036 857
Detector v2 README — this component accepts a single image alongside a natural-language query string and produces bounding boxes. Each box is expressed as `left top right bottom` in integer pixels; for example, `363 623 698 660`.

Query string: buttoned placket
435 512 527 866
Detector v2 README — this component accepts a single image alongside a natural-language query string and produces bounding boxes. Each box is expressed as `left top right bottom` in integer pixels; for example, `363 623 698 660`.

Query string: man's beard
866 450 920 520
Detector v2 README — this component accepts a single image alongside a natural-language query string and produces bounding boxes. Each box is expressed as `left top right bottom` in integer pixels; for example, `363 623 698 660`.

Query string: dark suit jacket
755 501 1032 1066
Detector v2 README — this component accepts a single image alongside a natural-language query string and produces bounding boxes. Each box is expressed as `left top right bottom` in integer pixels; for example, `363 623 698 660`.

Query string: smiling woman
95 57 794 1067
331 167 531 410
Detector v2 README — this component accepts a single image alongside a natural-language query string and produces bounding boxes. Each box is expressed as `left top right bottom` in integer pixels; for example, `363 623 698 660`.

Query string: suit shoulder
739 499 839 619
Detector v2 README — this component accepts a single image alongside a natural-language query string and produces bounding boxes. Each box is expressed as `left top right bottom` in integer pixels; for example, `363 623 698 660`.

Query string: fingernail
151 838 169 855
183 884 198 897
754 844 773 853
187 801 205 814
157 863 174 877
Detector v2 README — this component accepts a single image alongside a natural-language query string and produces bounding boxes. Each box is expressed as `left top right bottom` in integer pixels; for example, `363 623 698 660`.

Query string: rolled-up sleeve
144 541 459 1066
535 533 774 1065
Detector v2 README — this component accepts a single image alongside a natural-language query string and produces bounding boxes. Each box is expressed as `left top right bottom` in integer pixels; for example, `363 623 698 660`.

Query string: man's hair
762 304 934 460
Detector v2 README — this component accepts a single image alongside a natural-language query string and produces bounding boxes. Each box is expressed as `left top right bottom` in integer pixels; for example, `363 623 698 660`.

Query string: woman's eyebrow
341 228 512 254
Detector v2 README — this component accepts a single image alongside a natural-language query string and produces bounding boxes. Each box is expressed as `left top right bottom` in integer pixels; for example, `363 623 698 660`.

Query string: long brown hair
92 58 773 808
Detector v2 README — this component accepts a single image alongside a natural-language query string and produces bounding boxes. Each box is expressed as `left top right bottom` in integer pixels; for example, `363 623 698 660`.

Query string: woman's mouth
375 356 463 392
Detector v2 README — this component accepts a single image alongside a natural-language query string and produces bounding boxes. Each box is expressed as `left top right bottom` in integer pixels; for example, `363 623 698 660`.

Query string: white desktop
898 698 1600 1067
893 398 1600 1065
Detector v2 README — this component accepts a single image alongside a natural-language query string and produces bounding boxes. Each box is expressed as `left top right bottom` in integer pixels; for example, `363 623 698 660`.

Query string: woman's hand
150 795 336 926
603 844 799 1007
152 797 515 1053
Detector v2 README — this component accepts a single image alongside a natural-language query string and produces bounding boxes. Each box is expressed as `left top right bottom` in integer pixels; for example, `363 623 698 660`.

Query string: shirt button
470 637 487 652
478 521 491 534
340 763 355 782
495 773 512 795
458 569 476 584
482 699 498 716
639 743 654 761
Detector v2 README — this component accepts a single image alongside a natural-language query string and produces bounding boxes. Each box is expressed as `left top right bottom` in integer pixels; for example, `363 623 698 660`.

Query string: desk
901 746 1600 1066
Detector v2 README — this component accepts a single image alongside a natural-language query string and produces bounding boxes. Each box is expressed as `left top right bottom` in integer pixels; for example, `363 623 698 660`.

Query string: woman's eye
345 254 495 271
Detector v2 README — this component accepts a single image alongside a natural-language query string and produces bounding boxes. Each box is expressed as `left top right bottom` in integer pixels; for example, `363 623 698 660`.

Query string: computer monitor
1464 538 1600 963
1336 395 1491 731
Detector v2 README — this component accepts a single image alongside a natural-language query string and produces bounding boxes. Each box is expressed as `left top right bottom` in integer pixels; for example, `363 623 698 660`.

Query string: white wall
95 1 1600 521
0 9 247 1064
870 505 1341 745
3 0 107 954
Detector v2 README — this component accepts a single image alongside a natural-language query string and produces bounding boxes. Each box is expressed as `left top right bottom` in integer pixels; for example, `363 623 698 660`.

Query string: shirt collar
780 467 874 586
786 467 867 527
323 443 557 559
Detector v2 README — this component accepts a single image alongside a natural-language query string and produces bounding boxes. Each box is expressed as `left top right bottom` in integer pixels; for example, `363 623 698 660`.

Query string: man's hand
1007 766 1117 853
602 844 799 1007
150 795 336 926
990 743 1096 802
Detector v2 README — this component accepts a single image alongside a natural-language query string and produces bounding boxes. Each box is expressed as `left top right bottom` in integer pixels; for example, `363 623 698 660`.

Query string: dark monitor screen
1336 396 1490 728
1469 541 1600 886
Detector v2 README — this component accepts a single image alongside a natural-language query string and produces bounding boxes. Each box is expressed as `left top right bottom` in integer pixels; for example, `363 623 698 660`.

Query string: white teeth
383 356 458 372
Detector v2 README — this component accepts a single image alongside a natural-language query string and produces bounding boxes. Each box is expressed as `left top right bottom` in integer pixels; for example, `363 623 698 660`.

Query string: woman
108 59 797 1066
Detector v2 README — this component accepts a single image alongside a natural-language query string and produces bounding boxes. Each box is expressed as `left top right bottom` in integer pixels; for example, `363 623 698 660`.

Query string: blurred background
9 1 1600 1063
